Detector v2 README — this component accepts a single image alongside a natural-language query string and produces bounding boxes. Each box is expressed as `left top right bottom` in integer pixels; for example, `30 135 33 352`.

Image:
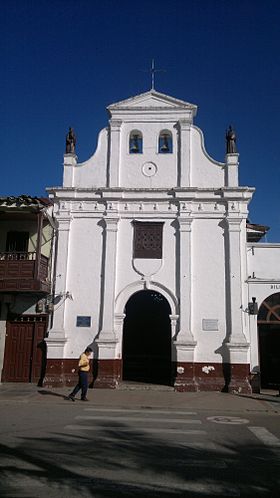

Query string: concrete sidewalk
0 382 279 413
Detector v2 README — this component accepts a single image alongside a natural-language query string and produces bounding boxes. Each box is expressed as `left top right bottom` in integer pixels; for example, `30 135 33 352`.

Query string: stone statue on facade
65 127 76 154
226 125 237 154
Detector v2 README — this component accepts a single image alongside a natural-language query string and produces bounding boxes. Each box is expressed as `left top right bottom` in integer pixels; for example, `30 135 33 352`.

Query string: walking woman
67 347 92 401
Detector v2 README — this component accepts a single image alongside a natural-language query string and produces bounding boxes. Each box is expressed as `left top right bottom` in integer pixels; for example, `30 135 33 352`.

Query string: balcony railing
0 252 50 292
0 251 37 261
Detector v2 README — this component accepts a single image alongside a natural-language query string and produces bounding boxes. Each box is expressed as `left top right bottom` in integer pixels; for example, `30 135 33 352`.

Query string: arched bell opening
257 292 280 390
129 130 143 154
122 290 172 385
158 130 172 153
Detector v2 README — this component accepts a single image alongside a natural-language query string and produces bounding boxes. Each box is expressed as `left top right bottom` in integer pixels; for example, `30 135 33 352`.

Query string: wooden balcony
0 252 50 293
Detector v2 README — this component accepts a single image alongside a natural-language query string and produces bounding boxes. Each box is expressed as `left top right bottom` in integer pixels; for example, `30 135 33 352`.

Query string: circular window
142 162 157 177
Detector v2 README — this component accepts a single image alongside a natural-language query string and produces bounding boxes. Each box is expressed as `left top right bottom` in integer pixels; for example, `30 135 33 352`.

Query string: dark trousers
70 371 88 399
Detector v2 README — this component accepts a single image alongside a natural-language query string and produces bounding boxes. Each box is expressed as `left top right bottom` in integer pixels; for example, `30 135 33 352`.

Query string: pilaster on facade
46 216 71 355
224 153 239 187
174 216 196 356
108 119 122 187
178 119 191 187
63 153 77 188
97 216 119 352
225 217 249 350
169 314 179 360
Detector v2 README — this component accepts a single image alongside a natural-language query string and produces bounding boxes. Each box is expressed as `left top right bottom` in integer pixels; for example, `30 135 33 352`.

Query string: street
0 387 279 497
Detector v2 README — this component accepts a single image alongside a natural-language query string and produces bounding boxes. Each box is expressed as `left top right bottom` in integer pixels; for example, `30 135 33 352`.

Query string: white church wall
119 122 178 188
63 216 103 357
69 128 108 188
115 218 137 297
247 243 280 281
191 127 225 187
192 218 227 361
248 314 259 375
115 217 177 309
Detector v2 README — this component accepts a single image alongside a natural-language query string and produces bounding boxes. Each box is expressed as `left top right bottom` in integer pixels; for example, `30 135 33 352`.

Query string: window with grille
133 222 163 259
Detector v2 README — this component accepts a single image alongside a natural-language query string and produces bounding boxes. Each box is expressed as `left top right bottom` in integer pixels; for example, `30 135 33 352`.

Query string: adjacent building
0 195 54 384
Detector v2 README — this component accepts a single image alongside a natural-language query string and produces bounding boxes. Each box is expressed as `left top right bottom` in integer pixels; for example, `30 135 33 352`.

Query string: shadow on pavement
0 419 279 497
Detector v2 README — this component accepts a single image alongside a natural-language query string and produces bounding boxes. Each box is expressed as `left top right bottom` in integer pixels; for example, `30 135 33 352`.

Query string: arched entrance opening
122 290 172 385
258 292 280 389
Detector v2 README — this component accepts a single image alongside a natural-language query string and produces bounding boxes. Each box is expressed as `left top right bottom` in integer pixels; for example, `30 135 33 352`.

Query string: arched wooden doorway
258 292 280 389
122 290 172 385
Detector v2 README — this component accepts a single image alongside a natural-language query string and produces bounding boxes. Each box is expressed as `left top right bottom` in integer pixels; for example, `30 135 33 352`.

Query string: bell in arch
131 134 140 153
160 134 170 153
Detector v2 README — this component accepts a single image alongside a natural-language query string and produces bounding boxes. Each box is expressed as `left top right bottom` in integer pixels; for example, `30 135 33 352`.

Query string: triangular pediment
107 90 197 112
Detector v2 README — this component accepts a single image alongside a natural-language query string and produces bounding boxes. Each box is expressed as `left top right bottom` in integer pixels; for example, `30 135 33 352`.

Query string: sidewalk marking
76 415 202 424
177 441 217 450
64 425 206 435
58 434 215 447
162 458 228 468
248 426 280 449
84 408 197 415
207 416 249 425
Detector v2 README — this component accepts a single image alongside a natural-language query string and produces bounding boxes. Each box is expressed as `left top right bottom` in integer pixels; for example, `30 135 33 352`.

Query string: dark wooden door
32 320 47 383
122 290 172 385
2 316 47 383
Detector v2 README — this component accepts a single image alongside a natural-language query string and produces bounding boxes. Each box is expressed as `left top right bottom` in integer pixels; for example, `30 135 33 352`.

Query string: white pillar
63 153 77 187
108 119 122 187
174 215 196 361
46 214 71 356
178 119 191 187
170 314 179 361
225 217 249 359
115 313 126 357
97 216 119 356
224 153 239 187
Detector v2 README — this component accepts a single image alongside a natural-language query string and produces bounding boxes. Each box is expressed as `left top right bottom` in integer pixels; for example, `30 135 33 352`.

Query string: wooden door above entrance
2 315 47 383
122 290 172 385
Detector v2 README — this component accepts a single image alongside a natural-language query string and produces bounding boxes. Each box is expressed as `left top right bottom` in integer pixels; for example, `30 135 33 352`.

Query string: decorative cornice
104 217 119 231
109 119 122 129
107 90 197 112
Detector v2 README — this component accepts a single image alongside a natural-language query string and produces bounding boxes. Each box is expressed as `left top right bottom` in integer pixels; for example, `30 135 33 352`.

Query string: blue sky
2 0 280 241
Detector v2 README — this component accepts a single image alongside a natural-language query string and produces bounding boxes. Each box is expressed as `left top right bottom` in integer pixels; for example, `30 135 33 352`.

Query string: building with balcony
0 195 54 383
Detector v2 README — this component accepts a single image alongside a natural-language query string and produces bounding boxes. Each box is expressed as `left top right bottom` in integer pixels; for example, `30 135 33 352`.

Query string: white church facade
44 90 280 393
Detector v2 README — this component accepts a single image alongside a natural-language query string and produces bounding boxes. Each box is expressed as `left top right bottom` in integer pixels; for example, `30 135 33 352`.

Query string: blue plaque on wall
76 316 91 327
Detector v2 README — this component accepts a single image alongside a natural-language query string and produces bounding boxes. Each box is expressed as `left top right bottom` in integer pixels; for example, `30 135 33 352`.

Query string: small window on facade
134 222 163 259
129 130 143 154
159 130 172 153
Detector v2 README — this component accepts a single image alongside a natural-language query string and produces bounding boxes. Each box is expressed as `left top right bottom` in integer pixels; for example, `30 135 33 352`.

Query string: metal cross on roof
149 59 166 90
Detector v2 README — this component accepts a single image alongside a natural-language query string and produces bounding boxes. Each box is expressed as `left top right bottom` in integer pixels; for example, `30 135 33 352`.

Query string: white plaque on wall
202 319 219 331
